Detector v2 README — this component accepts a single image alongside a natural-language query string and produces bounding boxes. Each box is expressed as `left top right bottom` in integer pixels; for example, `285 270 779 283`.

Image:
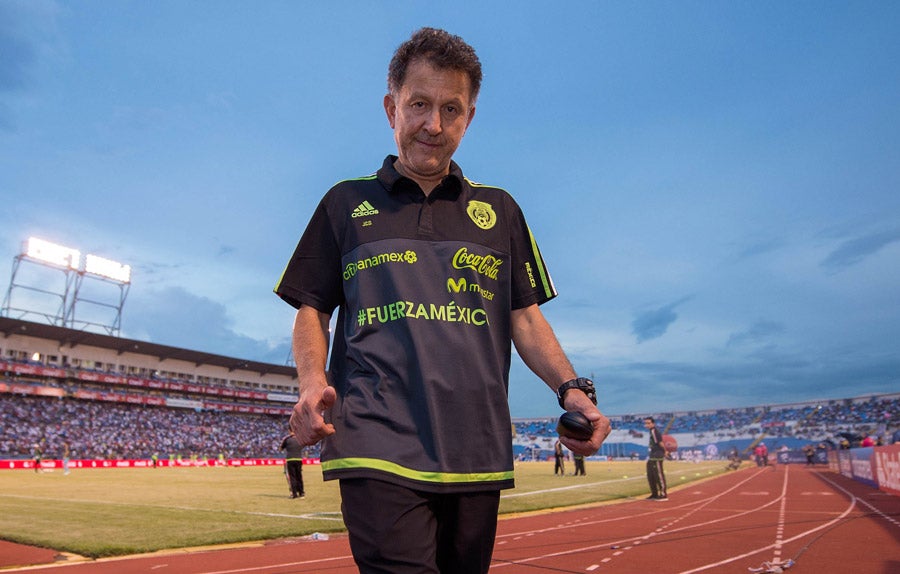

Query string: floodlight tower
1 237 131 336
66 253 131 336
1 237 80 327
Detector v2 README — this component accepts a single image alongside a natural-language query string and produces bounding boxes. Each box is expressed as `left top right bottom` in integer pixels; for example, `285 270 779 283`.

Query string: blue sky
2 1 898 417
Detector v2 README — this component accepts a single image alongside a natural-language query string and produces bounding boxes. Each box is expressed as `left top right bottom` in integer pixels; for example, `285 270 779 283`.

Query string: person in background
573 452 586 476
280 432 305 499
62 440 71 475
274 27 611 573
803 443 816 465
32 442 42 473
554 439 566 476
643 417 667 500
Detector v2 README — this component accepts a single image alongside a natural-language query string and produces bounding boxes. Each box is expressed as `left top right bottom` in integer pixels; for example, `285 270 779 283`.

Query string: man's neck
394 160 444 196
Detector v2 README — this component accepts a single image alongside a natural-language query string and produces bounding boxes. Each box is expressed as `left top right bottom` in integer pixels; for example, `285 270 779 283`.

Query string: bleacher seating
512 394 899 460
0 394 303 460
2 354 897 462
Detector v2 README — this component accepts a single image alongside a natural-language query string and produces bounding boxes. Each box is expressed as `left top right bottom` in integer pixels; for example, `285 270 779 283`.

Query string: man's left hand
559 392 611 456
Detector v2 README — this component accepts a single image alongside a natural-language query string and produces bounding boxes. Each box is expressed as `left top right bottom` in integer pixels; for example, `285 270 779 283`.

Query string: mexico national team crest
466 200 496 230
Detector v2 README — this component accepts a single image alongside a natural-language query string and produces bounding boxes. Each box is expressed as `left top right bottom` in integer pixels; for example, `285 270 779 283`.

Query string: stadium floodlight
24 237 80 270
85 254 131 283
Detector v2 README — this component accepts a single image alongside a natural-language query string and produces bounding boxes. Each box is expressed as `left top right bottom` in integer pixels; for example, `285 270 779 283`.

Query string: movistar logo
352 201 379 218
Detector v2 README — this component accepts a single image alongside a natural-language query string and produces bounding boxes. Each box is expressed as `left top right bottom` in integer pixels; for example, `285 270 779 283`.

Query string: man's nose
423 109 442 134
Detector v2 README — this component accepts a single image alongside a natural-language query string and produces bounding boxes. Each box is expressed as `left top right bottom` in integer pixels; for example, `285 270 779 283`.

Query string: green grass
0 460 732 558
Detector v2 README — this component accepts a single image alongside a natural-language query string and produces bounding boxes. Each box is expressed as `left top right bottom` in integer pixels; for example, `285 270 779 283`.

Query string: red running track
3 465 898 573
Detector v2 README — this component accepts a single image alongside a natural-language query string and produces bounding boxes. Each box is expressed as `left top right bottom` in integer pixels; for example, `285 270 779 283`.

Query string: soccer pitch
0 460 730 557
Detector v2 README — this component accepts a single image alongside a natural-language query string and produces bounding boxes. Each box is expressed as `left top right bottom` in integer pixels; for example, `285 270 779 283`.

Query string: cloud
0 4 35 130
0 5 36 93
820 227 900 270
0 0 64 130
727 320 786 348
734 237 786 261
586 348 900 416
217 245 237 257
124 286 289 364
631 297 691 343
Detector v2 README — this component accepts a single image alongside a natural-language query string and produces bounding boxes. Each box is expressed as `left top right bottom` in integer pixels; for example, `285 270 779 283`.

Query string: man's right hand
290 385 336 446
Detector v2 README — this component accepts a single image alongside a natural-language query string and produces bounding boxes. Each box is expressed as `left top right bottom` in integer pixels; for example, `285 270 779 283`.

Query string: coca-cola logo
452 247 502 280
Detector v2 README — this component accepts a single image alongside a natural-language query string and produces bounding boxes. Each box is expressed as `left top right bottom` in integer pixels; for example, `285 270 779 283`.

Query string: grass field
0 460 732 558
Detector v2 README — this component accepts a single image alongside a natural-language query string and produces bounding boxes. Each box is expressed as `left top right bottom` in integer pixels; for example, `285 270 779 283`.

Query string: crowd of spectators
515 395 900 447
4 391 897 463
0 395 302 461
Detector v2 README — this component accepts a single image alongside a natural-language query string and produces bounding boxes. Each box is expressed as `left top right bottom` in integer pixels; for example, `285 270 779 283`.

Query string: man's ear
384 93 397 129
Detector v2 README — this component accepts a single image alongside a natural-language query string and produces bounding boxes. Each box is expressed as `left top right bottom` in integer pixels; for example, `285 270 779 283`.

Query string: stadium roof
0 317 296 378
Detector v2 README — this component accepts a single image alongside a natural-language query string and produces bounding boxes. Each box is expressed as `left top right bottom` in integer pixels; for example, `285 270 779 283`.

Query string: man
754 442 769 466
554 439 566 476
32 442 42 473
280 432 305 499
62 440 71 475
275 27 610 573
803 443 816 466
573 452 586 476
643 417 667 500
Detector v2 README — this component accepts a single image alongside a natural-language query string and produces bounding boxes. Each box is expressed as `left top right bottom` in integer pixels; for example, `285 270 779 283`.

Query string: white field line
0 493 343 521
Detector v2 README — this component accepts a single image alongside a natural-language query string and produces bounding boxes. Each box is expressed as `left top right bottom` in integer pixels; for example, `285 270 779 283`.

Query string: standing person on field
280 432 305 499
62 440 71 475
643 417 667 500
274 27 611 574
573 452 586 476
32 442 42 473
554 439 566 476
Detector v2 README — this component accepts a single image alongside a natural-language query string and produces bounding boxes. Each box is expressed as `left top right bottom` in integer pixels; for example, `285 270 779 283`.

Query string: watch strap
556 377 597 409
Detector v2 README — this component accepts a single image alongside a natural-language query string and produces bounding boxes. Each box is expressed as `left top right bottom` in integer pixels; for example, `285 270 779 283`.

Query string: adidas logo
351 200 379 218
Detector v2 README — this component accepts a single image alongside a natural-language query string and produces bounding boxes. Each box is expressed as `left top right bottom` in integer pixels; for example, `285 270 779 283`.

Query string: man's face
384 59 475 186
643 419 653 429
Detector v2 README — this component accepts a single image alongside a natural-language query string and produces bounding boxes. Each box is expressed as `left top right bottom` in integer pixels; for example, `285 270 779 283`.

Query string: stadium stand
1 317 897 465
0 317 305 463
513 393 899 461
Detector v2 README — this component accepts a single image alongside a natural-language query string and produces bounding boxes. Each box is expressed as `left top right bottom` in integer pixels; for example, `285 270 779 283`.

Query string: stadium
1 238 898 571
4 312 897 468
4 239 896 470
5 2 900 571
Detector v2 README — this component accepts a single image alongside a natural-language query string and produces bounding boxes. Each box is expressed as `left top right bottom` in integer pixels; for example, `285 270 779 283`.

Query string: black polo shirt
275 155 557 492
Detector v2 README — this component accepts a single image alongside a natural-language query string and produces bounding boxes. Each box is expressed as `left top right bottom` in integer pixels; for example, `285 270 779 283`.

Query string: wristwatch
556 377 597 409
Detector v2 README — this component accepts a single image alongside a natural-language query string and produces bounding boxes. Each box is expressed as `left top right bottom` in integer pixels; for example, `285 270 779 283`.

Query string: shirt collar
377 155 464 199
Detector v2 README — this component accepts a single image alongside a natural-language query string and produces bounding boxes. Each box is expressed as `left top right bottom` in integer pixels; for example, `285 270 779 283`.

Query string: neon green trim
273 267 288 295
337 173 378 184
273 173 379 295
527 226 554 299
464 177 499 189
322 457 514 484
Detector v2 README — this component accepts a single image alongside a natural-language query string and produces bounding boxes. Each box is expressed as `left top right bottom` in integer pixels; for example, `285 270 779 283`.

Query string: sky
1 1 898 418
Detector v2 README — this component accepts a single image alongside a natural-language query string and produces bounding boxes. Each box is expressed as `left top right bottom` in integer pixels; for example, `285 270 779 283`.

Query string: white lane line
677 468 858 574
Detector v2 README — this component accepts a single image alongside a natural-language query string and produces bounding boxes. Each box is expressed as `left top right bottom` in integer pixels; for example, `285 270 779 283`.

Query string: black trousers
340 478 501 574
554 455 565 475
285 460 304 496
646 458 667 498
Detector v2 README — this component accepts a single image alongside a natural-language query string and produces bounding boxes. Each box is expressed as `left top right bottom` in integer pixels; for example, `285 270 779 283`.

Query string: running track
3 465 898 573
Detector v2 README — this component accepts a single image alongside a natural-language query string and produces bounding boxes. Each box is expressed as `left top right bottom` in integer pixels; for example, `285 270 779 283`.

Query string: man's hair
387 27 482 102
644 417 655 424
